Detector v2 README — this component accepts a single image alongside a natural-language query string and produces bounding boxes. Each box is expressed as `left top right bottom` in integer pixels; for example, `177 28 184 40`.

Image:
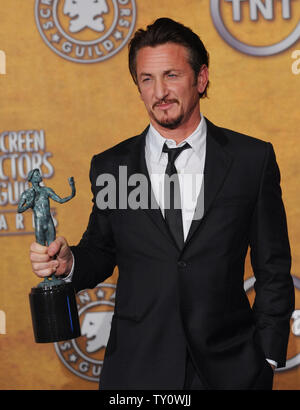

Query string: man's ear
197 65 209 95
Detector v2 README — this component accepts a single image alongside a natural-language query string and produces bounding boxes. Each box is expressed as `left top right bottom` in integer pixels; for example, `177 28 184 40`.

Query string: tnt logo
0 310 6 334
210 0 300 55
0 50 6 75
226 0 295 21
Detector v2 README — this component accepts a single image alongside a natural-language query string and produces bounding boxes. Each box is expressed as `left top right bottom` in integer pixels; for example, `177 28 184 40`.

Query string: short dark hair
128 17 210 98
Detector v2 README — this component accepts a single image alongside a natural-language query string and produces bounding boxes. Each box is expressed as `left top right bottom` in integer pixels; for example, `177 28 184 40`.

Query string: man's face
136 43 208 130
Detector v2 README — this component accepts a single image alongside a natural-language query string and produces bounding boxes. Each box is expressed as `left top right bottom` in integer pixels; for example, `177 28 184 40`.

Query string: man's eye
142 78 150 82
167 74 177 78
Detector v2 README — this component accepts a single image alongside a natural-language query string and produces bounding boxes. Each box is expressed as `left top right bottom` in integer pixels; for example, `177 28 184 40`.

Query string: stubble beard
155 113 184 129
151 101 184 130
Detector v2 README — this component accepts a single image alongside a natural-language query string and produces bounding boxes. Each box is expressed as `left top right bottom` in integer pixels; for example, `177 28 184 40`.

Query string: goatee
154 114 184 130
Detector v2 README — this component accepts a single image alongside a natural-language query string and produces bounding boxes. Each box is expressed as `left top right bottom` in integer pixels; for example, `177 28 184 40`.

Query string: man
29 18 294 390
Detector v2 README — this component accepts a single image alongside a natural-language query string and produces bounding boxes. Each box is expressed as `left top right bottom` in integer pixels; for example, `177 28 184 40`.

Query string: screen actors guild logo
210 0 300 56
54 283 115 381
35 0 136 63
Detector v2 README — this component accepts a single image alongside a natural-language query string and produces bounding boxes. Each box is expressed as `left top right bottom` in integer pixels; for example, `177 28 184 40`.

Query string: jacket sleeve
70 155 116 292
249 142 295 368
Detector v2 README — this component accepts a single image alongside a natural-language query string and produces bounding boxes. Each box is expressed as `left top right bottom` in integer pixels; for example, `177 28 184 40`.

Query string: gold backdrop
0 0 299 390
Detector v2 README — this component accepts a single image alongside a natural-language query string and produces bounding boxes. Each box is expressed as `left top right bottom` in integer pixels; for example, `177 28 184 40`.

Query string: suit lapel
125 127 177 248
183 118 233 249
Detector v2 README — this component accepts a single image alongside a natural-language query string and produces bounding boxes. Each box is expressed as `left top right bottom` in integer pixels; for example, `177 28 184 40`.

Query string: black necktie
162 142 191 249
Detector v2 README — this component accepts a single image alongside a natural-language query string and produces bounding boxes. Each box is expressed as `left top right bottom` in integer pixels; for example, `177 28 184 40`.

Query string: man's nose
154 78 168 100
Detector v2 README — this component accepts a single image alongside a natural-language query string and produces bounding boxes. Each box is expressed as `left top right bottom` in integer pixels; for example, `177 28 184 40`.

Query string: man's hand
30 236 73 278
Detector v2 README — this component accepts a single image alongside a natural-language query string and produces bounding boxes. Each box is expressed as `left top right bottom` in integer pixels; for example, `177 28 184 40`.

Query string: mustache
152 99 179 109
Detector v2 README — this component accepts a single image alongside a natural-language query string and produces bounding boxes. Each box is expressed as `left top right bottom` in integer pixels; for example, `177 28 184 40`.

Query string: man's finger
32 260 58 273
30 252 51 263
30 242 48 254
33 267 57 278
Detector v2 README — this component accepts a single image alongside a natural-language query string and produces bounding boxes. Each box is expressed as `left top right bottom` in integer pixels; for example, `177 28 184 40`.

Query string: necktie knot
162 142 191 166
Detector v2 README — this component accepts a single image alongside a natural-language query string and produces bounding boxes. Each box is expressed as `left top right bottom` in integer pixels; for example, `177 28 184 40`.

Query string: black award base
29 282 81 343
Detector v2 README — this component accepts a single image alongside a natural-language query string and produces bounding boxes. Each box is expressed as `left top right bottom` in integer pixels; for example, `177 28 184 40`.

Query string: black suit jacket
71 118 294 389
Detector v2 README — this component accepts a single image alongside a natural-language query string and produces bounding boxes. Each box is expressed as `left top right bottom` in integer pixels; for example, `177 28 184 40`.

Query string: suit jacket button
178 260 187 268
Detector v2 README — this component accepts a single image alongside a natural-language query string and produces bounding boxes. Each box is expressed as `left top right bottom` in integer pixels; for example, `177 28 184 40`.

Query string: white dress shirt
145 114 206 240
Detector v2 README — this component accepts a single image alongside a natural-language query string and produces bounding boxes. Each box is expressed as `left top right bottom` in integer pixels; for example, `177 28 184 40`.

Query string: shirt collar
146 113 207 163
